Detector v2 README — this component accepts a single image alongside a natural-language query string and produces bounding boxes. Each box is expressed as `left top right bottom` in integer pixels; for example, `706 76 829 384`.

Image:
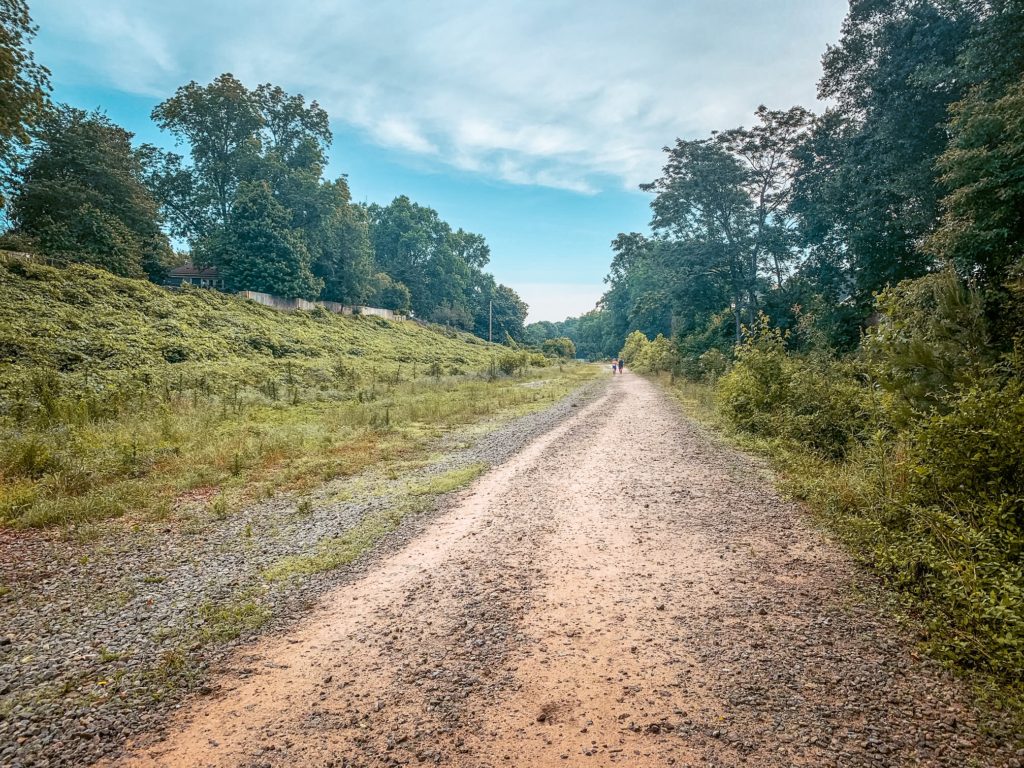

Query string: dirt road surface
111 373 1020 768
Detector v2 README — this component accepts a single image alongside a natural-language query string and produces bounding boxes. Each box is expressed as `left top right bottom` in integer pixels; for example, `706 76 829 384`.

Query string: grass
408 463 488 496
0 259 599 529
264 463 489 581
198 595 273 643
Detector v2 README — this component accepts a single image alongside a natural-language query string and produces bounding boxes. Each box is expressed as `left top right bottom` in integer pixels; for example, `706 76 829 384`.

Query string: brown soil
109 373 1019 768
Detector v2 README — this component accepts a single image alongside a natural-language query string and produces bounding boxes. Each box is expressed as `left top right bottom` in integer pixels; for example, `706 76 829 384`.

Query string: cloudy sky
32 0 848 320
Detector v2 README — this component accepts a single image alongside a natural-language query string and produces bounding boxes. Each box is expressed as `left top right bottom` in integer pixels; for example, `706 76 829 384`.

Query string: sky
30 0 849 321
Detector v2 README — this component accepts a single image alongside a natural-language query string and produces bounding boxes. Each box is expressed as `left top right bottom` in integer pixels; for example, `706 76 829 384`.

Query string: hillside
0 257 584 530
0 255 494 399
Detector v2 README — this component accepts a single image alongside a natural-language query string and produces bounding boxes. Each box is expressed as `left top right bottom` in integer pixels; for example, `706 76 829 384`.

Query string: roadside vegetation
0 257 585 530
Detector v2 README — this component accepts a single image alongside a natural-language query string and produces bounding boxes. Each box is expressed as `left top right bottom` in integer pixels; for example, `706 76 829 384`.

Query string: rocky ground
0 377 607 768
104 373 1022 768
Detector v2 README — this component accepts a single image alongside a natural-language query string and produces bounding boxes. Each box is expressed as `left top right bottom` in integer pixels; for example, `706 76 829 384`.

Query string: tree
368 272 411 312
151 74 264 240
149 74 331 245
926 73 1024 286
7 106 172 278
0 0 49 206
205 180 322 299
715 105 813 289
541 337 576 359
473 281 528 342
299 177 375 304
368 195 499 329
792 0 977 305
642 138 755 342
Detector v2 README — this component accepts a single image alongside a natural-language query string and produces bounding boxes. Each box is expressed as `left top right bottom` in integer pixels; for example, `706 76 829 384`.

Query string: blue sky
30 0 848 321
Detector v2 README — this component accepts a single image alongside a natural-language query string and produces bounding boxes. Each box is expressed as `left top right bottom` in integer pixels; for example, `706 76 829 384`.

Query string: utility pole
489 300 493 343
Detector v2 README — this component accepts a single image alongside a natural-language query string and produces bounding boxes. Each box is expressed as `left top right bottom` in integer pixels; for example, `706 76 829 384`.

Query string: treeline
530 0 1022 364
0 6 527 341
558 1 1023 696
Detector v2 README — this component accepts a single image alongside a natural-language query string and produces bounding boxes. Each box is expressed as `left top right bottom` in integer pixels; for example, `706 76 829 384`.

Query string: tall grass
0 259 598 528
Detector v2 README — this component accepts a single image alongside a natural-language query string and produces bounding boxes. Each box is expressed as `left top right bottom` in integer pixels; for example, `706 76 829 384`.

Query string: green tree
541 336 576 359
7 106 171 278
150 73 265 240
475 281 528 342
0 0 49 206
792 0 976 305
368 272 411 312
205 180 322 299
642 138 755 342
927 73 1024 286
368 195 499 329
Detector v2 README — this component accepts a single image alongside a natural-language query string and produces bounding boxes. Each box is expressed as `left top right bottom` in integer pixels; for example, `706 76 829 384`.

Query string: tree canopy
5 106 172 278
0 0 49 207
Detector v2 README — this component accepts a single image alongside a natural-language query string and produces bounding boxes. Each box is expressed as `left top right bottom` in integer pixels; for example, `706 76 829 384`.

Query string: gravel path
0 376 606 768
108 373 1022 768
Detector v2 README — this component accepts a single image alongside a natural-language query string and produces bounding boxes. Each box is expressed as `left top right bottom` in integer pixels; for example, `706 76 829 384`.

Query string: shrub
496 350 527 376
865 270 994 420
619 330 649 365
541 337 576 359
632 334 678 374
908 373 1024 541
716 314 870 458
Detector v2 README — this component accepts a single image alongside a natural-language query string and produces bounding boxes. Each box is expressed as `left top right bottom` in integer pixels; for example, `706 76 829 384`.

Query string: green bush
716 315 870 459
541 336 576 359
707 290 1024 694
908 374 1024 541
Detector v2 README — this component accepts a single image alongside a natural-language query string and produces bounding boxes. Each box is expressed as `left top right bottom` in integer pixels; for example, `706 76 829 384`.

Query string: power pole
488 300 493 343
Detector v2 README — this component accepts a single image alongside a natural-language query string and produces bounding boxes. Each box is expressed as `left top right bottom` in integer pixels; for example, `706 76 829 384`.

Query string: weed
408 463 487 496
197 598 271 643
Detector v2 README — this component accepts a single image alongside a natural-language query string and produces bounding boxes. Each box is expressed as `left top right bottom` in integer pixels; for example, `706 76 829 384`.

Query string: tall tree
642 138 755 342
7 106 171 278
150 74 264 240
926 73 1024 285
204 180 322 299
792 0 977 303
715 105 813 289
472 279 528 342
0 0 49 207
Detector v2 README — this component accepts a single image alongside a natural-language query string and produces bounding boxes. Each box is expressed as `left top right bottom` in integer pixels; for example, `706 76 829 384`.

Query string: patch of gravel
0 376 607 768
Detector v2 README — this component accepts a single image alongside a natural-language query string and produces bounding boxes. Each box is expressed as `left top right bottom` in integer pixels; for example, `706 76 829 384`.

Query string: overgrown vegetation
0 259 587 529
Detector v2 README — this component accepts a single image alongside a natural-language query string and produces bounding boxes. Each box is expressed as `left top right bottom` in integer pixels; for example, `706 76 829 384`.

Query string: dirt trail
111 373 1018 768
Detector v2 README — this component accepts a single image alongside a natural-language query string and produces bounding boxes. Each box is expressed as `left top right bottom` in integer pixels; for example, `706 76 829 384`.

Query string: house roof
168 262 219 278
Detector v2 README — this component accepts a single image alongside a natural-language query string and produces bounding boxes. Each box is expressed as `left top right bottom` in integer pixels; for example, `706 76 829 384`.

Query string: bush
496 350 526 376
708 297 1024 690
541 336 576 359
619 330 649 365
716 314 870 458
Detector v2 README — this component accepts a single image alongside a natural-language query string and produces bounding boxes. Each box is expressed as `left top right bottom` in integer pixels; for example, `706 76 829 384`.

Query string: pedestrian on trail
617 358 624 374
611 361 617 375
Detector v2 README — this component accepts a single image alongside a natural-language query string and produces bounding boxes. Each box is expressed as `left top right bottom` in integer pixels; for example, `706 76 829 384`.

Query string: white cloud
33 0 848 193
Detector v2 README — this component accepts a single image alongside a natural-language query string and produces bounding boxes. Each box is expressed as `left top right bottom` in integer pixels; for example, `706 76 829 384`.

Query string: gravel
0 377 607 768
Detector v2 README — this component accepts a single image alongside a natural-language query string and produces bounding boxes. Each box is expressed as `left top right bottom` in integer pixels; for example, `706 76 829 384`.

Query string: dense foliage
0 0 49 207
4 106 173 279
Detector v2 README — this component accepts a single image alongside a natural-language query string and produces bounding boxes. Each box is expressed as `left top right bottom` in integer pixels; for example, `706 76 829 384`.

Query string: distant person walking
617 358 624 374
611 361 617 375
